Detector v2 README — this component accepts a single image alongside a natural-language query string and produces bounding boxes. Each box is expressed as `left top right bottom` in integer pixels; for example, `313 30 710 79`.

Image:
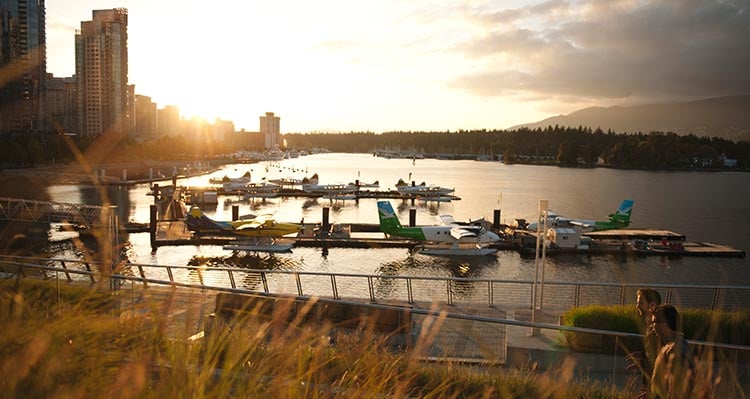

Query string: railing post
488 281 494 307
619 285 626 305
712 288 720 311
166 266 174 282
60 260 72 282
407 278 413 304
16 262 26 278
330 275 339 299
295 272 303 296
367 276 376 303
261 272 269 292
666 287 673 304
228 270 236 289
84 263 95 283
137 265 148 288
447 280 453 306
196 268 204 286
574 284 581 307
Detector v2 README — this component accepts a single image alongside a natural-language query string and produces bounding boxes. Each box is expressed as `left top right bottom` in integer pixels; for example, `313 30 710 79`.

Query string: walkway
114 284 563 366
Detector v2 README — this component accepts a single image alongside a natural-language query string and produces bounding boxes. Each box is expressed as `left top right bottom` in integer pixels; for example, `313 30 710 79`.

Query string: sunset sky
46 0 749 133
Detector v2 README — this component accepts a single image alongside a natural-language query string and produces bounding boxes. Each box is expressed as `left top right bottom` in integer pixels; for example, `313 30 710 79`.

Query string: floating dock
148 220 745 258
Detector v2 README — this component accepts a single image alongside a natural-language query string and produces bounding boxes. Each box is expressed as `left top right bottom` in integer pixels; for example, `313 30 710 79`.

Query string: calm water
47 153 750 289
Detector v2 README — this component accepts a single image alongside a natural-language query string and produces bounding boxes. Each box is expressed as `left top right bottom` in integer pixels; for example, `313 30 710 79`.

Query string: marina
14 153 747 292
147 218 745 258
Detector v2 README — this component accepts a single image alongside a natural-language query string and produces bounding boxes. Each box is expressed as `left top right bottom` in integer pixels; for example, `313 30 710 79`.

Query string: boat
223 238 294 253
266 149 285 161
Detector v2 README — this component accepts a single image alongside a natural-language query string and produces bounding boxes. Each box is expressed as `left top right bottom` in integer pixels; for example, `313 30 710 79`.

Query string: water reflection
79 185 132 224
188 252 300 270
374 250 499 300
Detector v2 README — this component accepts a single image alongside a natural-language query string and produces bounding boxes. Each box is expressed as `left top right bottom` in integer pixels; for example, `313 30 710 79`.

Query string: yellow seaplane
186 206 301 237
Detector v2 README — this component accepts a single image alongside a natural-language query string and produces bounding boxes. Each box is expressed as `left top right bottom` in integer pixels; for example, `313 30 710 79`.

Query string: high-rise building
260 112 280 149
75 8 129 137
157 105 182 137
0 0 47 133
46 74 76 133
134 94 157 138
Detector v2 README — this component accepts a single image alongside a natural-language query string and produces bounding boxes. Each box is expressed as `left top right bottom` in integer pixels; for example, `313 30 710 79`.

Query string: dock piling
149 205 157 252
409 208 416 227
232 205 239 221
322 207 330 231
493 209 501 230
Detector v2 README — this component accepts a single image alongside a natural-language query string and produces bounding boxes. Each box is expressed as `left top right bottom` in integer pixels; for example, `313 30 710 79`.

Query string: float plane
186 206 301 237
377 200 499 255
526 199 634 232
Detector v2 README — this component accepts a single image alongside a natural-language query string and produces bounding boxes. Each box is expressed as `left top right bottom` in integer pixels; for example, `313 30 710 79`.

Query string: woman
649 304 697 398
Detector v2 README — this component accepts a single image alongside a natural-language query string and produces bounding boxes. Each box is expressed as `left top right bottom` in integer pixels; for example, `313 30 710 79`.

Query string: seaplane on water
302 182 358 195
241 181 280 199
269 173 318 188
526 199 635 232
376 201 499 256
185 206 301 238
394 179 455 197
209 171 253 190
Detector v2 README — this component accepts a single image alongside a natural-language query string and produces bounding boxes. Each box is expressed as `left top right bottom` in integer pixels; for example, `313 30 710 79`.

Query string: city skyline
46 0 750 133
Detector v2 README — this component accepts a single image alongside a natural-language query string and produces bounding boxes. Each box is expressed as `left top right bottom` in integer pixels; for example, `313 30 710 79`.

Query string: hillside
512 95 750 142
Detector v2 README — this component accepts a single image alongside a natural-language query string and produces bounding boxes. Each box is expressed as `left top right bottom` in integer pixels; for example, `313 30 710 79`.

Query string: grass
0 278 632 398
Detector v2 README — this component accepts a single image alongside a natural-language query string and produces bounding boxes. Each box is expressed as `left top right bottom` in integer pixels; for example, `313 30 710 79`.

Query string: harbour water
47 153 750 291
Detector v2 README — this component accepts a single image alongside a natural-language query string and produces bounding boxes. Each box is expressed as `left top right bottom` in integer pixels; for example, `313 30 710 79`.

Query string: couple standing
632 288 700 399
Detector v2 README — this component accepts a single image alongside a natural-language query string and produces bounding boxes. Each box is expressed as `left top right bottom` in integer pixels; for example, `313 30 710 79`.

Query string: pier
148 218 746 258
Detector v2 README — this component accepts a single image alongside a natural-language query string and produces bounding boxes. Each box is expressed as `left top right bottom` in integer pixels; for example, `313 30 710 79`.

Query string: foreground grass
0 279 626 398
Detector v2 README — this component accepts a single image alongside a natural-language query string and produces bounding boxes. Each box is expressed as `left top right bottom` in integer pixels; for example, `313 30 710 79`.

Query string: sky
46 0 750 133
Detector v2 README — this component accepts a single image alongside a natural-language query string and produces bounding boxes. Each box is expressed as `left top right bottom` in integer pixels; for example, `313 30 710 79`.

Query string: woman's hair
653 304 680 332
637 288 662 305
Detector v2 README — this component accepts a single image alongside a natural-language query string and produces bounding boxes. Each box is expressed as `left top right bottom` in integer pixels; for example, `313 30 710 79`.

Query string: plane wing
235 220 264 230
439 215 457 225
569 220 594 228
232 214 275 230
450 227 477 240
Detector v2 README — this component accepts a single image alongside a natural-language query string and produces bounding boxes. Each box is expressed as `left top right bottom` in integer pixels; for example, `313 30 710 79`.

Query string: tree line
284 126 750 169
1 126 749 170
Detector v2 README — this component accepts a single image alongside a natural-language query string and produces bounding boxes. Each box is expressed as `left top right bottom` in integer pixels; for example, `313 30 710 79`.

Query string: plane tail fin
609 199 634 226
377 201 402 234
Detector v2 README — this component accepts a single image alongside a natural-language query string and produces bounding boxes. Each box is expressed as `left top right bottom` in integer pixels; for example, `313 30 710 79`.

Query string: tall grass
1 279 629 398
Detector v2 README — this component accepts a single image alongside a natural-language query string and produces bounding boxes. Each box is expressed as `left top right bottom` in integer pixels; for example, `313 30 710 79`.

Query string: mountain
511 95 750 142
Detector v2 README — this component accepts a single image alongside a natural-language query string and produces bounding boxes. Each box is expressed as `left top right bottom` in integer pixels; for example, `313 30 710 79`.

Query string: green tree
557 141 578 166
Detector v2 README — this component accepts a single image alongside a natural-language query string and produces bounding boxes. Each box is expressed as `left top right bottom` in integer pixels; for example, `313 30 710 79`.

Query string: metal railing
2 254 749 391
0 197 108 226
2 255 749 311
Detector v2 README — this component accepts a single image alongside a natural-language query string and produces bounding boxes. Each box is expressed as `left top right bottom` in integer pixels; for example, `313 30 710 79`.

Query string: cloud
451 0 750 103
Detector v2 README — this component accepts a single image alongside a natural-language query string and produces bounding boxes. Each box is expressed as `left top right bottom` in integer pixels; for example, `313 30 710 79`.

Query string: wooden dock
150 221 745 258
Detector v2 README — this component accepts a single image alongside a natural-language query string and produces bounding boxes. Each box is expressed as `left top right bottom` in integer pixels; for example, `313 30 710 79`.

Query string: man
628 288 662 396
650 304 696 398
